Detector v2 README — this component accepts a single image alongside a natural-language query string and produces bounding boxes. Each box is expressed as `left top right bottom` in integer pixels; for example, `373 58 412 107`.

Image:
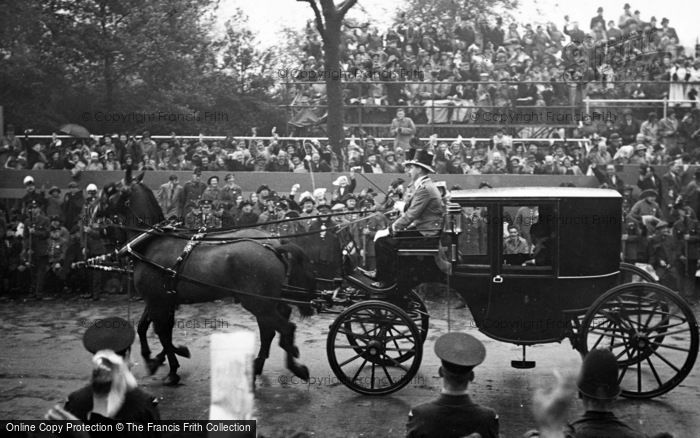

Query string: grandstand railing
584 98 700 118
23 135 589 145
283 79 700 136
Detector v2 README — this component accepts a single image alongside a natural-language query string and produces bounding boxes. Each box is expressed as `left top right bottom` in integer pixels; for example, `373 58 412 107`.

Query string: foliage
397 0 519 26
0 0 283 135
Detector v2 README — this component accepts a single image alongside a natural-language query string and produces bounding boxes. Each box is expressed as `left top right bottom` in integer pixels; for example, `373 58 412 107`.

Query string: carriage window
502 205 555 270
458 206 489 266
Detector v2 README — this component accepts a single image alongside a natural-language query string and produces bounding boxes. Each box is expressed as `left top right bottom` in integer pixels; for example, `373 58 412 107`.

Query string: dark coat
65 385 160 438
406 394 499 438
565 411 646 438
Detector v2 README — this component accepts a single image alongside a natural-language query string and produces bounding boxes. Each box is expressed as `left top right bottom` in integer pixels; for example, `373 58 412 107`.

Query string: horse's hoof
174 346 191 358
146 359 162 375
293 365 309 382
163 373 181 386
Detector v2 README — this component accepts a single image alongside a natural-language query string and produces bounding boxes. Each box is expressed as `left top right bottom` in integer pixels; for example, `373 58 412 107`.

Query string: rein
107 209 393 242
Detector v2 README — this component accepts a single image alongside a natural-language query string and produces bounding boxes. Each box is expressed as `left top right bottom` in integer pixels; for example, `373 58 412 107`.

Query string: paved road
1 291 698 437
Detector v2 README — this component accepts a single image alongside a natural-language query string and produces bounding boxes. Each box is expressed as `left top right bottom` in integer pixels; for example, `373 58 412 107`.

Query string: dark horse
97 170 314 385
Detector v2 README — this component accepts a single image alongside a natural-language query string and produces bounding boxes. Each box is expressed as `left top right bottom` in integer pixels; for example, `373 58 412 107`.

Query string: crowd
3 158 700 303
3 102 700 176
289 2 700 125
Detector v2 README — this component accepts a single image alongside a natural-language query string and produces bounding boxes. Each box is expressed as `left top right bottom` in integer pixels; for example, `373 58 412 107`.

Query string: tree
298 0 358 170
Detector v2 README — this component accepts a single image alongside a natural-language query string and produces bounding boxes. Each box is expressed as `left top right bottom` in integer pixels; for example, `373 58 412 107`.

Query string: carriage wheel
618 262 656 284
342 289 429 364
327 300 423 395
581 283 698 398
403 289 429 344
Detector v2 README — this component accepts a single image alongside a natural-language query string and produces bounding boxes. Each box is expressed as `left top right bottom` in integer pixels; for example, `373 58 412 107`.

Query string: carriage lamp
445 203 462 234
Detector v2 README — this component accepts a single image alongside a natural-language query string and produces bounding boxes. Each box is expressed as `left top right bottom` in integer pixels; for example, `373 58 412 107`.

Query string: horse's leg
254 318 276 377
138 307 164 375
152 308 181 386
265 307 309 381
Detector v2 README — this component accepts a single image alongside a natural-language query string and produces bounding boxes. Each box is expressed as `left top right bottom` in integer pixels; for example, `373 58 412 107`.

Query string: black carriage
322 187 698 398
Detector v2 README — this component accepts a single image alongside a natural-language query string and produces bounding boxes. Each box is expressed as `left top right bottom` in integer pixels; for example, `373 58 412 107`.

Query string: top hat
405 149 436 173
434 332 486 374
577 349 621 400
83 317 135 355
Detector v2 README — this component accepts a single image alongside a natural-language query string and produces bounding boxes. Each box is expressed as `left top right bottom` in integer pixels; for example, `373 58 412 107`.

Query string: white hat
23 175 35 185
332 176 349 186
90 152 99 160
313 188 327 200
86 183 98 192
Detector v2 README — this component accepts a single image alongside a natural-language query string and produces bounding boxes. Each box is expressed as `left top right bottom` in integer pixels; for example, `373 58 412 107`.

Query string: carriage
92 181 698 399
317 187 698 398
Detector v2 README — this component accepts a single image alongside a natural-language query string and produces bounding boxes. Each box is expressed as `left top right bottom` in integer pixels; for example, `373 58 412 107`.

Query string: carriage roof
450 186 621 201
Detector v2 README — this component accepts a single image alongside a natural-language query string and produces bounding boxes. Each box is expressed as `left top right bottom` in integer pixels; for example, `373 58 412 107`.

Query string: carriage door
484 202 563 343
453 203 494 324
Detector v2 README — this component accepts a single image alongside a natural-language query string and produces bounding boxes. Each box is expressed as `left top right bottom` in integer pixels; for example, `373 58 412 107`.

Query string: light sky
216 0 699 52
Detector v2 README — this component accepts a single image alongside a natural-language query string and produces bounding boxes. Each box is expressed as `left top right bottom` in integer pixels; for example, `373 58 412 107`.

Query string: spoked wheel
327 300 423 395
618 262 656 284
344 289 429 364
400 289 430 344
581 283 699 398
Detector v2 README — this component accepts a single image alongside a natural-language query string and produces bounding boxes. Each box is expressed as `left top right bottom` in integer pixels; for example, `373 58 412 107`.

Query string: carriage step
511 345 535 369
511 360 536 369
346 273 397 293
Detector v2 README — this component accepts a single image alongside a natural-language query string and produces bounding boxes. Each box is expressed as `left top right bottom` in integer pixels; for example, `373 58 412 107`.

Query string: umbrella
59 123 91 138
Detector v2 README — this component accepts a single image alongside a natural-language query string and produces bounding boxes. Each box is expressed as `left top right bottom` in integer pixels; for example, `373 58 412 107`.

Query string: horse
96 170 315 385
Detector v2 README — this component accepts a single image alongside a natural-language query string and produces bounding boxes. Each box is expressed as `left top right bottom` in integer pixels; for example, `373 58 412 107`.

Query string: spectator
390 108 416 150
156 175 183 220
45 316 160 435
86 152 104 170
236 200 259 226
45 186 64 221
62 181 85 232
331 171 357 203
566 349 669 437
23 200 50 300
627 189 663 232
406 333 498 438
180 168 206 216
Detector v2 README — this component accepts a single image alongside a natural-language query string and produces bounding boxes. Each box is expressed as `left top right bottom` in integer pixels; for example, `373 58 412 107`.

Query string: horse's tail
277 243 315 318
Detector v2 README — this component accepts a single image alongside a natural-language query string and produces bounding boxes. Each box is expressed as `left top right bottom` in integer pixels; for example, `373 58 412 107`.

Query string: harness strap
123 236 308 303
166 232 206 295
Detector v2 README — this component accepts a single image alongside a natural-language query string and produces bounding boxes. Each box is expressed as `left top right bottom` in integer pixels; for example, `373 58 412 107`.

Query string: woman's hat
332 176 349 186
404 149 436 173
640 189 658 199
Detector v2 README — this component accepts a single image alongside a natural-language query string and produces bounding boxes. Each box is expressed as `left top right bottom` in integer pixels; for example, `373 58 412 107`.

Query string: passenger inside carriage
522 220 553 267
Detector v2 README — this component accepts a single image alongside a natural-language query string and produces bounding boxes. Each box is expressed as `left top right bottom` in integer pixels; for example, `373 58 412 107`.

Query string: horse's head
96 181 129 220
95 169 163 232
